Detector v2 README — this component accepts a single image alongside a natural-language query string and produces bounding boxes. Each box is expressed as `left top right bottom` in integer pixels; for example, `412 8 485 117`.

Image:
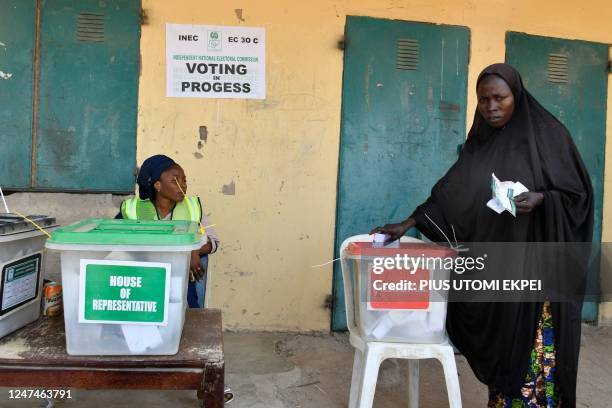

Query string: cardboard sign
79 260 170 325
166 23 266 99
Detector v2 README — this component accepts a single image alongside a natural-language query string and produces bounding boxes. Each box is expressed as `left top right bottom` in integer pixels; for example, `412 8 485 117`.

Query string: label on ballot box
368 265 430 311
347 242 455 311
79 260 170 325
0 253 42 316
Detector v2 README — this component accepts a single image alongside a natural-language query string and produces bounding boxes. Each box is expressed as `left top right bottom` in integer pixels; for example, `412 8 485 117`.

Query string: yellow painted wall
138 0 612 330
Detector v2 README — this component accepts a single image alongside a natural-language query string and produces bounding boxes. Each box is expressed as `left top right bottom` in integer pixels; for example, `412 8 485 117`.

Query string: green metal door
506 32 609 321
35 0 140 191
332 16 470 330
0 0 36 188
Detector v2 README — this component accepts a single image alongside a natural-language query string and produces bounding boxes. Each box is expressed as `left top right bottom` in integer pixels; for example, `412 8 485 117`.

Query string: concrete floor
0 325 610 408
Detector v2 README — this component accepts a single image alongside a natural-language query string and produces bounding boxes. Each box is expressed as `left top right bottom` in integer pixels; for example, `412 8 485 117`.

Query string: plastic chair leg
356 346 382 408
349 348 365 408
408 359 419 408
439 347 462 408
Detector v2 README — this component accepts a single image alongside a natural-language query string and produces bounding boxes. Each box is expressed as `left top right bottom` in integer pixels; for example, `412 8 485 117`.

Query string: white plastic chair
340 234 461 408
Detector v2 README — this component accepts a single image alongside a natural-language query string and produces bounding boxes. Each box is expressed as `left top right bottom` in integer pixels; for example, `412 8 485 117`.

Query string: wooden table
0 309 224 407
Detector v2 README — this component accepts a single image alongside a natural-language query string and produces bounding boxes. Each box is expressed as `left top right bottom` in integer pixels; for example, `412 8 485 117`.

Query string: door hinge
324 294 333 310
338 36 345 50
139 8 148 25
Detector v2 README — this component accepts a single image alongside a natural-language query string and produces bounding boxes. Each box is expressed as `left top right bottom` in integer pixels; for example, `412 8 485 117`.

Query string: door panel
332 16 470 330
506 32 609 321
0 0 36 188
35 0 140 191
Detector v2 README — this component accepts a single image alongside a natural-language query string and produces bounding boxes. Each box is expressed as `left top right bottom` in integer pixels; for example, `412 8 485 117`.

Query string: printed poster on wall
166 23 266 99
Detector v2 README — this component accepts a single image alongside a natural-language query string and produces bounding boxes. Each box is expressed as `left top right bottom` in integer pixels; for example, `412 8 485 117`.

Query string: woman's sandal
224 387 234 404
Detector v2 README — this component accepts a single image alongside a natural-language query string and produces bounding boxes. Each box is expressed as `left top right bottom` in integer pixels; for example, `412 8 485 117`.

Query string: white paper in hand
486 173 529 217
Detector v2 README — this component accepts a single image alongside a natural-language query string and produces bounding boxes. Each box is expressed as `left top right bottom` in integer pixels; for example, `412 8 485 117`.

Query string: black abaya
410 64 593 407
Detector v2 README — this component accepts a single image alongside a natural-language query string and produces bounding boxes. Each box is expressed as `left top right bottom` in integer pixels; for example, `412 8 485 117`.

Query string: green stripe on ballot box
79 260 170 325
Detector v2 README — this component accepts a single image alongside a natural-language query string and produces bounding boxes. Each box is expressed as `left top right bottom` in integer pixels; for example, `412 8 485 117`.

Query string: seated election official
116 154 219 308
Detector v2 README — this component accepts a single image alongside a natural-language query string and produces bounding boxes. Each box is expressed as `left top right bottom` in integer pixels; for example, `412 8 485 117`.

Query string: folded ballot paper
486 173 529 217
121 324 163 353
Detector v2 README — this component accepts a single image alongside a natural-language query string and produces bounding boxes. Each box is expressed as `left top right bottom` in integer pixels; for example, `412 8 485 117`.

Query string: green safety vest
120 196 202 223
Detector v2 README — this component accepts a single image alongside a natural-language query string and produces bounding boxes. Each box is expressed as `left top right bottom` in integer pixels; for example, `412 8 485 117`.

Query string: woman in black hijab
371 63 593 407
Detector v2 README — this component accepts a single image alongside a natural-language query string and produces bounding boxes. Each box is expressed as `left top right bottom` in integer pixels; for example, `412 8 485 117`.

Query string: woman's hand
199 241 213 256
513 192 544 214
190 250 204 281
369 218 416 243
